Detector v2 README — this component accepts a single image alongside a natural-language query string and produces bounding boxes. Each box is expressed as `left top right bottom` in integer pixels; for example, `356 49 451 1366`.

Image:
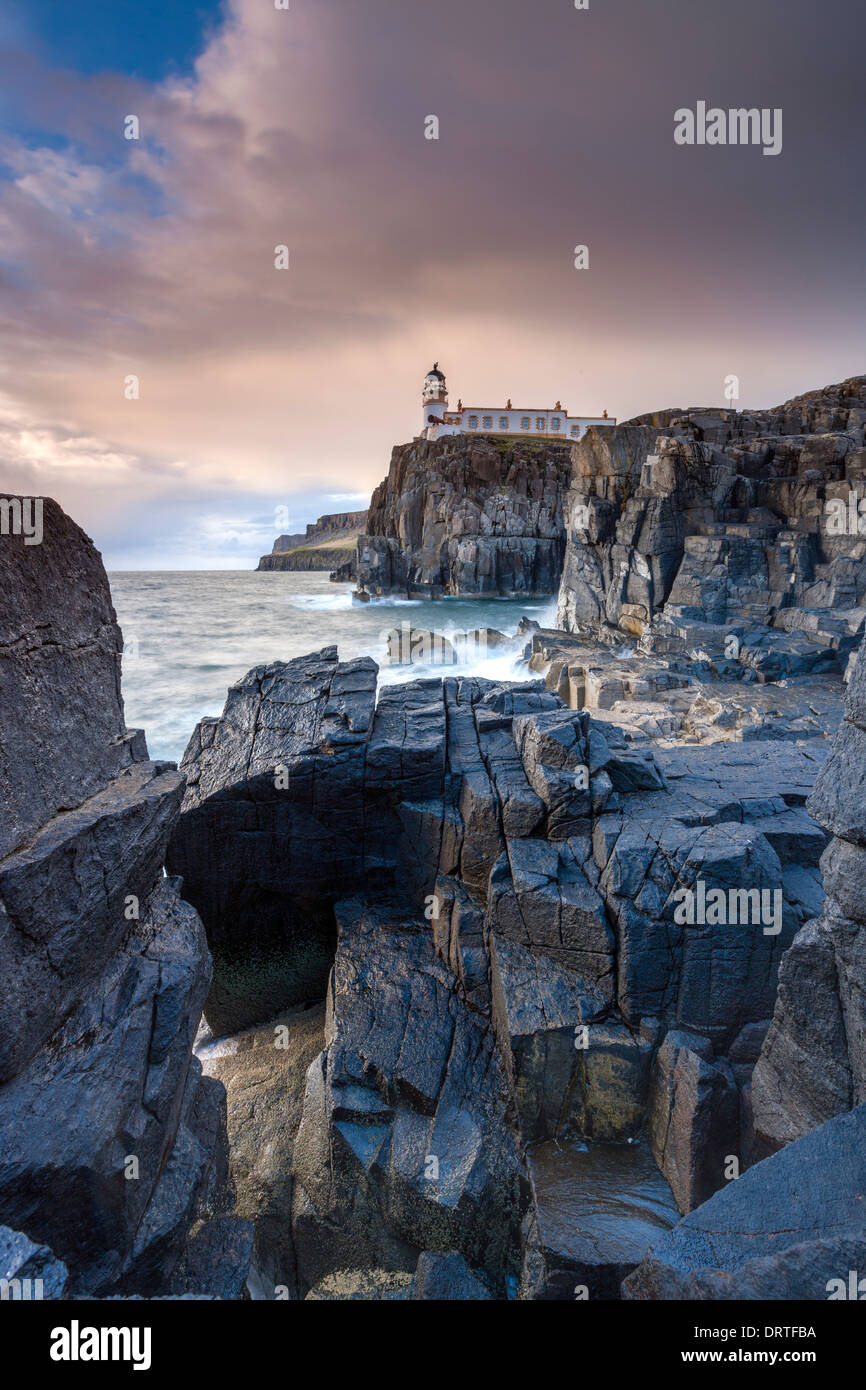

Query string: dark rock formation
0 497 250 1298
0 497 143 863
197 1001 327 1298
353 435 572 597
167 641 835 1295
647 1030 739 1214
166 649 379 1034
557 377 866 680
290 898 527 1295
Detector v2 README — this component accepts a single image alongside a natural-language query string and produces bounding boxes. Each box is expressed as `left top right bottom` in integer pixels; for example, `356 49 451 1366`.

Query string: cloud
0 0 864 564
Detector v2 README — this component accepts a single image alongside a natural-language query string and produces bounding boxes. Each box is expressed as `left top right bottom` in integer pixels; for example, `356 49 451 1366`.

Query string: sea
108 570 558 764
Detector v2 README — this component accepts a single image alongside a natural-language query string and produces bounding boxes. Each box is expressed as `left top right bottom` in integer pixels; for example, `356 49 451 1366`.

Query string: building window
499 416 508 429
521 416 530 430
469 415 478 429
571 424 579 436
536 417 545 431
551 418 560 430
482 415 492 429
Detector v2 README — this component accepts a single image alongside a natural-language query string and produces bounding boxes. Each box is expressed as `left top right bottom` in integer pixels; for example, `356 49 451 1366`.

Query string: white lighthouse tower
421 363 449 436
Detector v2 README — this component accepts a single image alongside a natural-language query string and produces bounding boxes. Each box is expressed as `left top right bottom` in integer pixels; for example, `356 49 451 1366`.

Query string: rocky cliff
257 509 367 573
353 435 572 597
259 545 357 573
557 376 866 671
0 498 252 1297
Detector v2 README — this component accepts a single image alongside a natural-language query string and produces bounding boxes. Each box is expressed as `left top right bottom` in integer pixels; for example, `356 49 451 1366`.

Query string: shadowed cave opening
192 888 339 1040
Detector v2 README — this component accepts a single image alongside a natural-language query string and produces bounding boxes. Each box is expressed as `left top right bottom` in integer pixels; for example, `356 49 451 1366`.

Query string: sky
0 0 864 569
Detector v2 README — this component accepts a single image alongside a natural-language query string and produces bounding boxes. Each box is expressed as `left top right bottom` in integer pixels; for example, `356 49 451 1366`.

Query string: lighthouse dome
422 362 448 406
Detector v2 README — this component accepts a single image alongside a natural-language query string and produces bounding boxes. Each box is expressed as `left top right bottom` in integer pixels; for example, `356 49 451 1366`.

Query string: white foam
288 593 354 611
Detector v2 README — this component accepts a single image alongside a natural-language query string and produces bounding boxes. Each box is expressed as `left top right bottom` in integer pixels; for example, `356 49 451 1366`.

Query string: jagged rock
0 877 225 1294
491 935 608 1142
487 838 616 985
595 804 797 1046
624 1104 866 1299
197 1002 327 1298
167 1216 254 1300
560 377 866 642
490 934 650 1144
0 497 247 1300
162 632 843 1299
469 627 512 649
755 905 858 1150
167 651 379 1033
512 707 611 834
0 760 185 1082
384 627 455 667
0 497 142 862
550 382 866 772
305 1269 413 1300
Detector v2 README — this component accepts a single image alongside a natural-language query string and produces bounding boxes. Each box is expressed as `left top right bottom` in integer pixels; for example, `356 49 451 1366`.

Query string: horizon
12 369 866 572
2 0 865 568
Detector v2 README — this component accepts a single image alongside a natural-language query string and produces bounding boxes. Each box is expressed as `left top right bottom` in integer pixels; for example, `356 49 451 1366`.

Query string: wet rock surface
197 1001 327 1298
524 1138 680 1299
623 1104 866 1300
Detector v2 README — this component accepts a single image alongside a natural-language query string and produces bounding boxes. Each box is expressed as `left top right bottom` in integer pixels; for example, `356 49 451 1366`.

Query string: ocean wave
288 593 354 611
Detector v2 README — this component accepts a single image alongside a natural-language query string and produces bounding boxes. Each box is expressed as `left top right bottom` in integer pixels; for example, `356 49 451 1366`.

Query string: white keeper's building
419 363 615 443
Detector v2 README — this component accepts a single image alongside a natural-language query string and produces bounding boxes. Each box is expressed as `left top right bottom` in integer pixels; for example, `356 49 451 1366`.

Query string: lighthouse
421 363 450 434
419 361 616 441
